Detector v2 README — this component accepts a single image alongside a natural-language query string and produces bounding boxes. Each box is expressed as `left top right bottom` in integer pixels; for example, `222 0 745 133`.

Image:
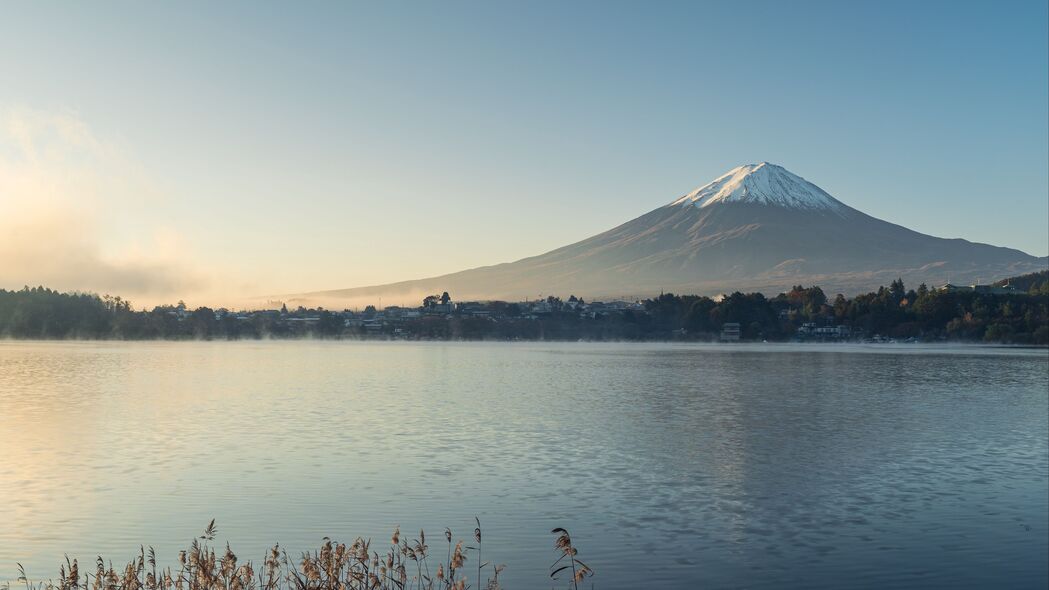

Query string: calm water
1 341 1046 589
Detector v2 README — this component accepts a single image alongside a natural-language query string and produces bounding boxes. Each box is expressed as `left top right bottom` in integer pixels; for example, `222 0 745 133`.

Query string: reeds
548 529 592 590
8 520 590 590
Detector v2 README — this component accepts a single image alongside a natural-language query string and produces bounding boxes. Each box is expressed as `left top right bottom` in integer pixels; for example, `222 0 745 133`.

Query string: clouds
0 107 206 305
0 207 195 296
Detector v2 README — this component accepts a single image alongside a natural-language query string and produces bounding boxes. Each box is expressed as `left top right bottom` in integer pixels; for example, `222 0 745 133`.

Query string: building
797 323 851 340
939 283 1018 295
383 306 406 320
720 322 741 341
424 302 454 315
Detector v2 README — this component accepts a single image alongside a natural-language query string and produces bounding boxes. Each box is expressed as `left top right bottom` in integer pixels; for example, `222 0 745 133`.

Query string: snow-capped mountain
297 163 1047 305
672 162 849 214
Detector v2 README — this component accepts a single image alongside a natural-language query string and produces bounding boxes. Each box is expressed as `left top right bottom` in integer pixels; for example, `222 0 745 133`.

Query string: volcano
301 163 1047 305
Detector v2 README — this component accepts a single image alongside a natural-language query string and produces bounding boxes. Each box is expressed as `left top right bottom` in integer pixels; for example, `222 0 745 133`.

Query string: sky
1 0 1047 307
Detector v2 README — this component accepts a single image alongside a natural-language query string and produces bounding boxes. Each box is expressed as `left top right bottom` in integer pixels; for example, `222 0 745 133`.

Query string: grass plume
5 520 591 590
549 529 592 590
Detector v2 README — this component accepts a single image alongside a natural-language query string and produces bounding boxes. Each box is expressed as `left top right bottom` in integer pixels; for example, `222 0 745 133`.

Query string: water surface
1 341 1046 588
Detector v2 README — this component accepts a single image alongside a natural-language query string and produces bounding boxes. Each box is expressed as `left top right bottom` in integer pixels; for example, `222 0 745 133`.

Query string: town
143 273 1044 344
2 272 1045 344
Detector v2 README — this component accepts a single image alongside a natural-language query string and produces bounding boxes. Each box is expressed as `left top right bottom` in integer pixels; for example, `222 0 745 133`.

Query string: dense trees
1 274 1046 343
993 270 1049 294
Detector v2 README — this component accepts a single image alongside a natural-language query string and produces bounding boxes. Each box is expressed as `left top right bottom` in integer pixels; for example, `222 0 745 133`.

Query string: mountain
295 163 1048 306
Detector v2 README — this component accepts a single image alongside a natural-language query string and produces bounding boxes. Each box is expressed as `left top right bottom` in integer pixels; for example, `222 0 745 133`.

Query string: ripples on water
0 342 1046 589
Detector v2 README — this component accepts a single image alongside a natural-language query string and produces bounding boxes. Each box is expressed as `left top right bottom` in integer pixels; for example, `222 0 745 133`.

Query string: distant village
188 292 664 339
173 280 1029 343
3 273 1043 343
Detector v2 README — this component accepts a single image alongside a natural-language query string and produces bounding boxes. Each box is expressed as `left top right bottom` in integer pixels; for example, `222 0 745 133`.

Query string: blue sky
1 1 1046 304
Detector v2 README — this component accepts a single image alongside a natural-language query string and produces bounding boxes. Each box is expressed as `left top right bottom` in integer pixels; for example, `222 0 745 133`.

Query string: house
720 322 741 341
456 301 490 316
939 283 1018 295
797 322 817 335
813 325 850 338
383 306 406 320
795 322 851 339
606 300 642 311
530 300 553 314
425 303 453 315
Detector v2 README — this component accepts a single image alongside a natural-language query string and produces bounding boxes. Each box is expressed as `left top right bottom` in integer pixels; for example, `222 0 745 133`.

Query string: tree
684 297 716 333
783 285 826 318
317 310 343 337
889 278 906 303
189 307 217 339
833 294 848 320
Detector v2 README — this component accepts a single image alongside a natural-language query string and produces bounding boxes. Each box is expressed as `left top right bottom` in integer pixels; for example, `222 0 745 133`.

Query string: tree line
1 271 1046 343
642 273 1048 344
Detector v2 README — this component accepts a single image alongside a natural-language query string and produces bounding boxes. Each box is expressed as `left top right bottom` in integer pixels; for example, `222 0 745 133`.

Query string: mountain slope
295 163 1047 305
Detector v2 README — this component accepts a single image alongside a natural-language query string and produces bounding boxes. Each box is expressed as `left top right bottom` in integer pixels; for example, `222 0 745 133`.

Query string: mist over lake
2 341 1045 589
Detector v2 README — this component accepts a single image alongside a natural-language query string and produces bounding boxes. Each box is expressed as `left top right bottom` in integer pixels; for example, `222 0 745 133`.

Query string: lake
1 341 1046 589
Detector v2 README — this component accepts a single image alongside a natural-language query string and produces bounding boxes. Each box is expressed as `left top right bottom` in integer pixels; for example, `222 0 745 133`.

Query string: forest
1 271 1046 344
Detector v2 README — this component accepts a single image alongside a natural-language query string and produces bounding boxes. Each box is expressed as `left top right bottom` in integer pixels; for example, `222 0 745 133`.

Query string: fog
0 107 216 307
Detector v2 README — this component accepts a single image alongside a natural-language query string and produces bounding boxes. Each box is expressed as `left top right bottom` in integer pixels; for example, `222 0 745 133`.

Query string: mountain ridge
287 163 1047 306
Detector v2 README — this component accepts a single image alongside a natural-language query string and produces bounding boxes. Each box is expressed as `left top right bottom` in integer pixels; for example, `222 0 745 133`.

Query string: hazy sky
2 1 1047 306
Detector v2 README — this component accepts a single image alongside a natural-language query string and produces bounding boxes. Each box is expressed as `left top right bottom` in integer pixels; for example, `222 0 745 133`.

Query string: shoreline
2 337 1045 350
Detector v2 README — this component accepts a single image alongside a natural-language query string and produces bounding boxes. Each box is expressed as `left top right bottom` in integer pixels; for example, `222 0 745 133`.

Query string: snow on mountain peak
671 162 849 214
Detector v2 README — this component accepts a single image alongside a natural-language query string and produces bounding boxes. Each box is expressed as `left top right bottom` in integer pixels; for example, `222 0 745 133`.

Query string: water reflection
0 342 1046 589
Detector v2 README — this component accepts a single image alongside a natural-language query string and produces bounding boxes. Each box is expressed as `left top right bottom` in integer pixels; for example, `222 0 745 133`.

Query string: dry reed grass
7 521 593 590
548 529 592 590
